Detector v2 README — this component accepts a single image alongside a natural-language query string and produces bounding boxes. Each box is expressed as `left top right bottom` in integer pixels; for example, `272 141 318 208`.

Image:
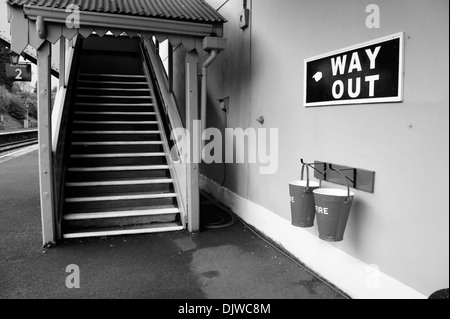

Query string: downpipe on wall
201 49 219 152
200 36 227 156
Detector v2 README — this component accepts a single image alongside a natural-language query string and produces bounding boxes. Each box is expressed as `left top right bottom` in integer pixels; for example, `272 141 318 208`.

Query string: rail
141 39 188 225
0 129 38 154
51 36 84 239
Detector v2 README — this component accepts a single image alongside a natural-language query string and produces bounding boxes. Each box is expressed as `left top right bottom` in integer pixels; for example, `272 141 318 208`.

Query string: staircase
62 40 184 239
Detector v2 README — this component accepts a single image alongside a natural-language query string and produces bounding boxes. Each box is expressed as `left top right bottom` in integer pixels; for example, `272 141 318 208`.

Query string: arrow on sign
312 72 323 82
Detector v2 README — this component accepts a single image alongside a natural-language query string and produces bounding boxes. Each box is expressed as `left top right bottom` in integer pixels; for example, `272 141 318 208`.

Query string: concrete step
75 107 154 113
77 80 149 89
69 153 167 167
66 166 170 182
71 141 163 154
79 73 147 79
63 222 184 239
74 120 158 125
64 191 178 212
78 87 151 92
65 178 174 197
73 112 157 122
75 102 154 113
71 152 166 158
66 178 173 187
63 205 180 230
67 165 170 172
65 192 177 203
71 131 162 142
64 207 180 221
77 87 151 97
76 95 153 105
72 122 160 132
62 59 183 237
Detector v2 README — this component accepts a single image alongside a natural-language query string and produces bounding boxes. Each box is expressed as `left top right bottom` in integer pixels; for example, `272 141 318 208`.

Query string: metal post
37 41 56 246
26 103 29 128
186 49 200 232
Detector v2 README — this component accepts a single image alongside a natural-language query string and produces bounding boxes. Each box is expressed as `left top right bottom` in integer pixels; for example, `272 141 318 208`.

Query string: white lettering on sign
332 80 344 99
6 64 32 82
331 56 347 76
348 52 362 73
330 48 382 99
290 196 295 203
304 32 404 107
315 206 328 215
15 69 23 80
349 78 361 98
331 50 382 77
333 77 377 99
366 46 381 69
365 74 380 97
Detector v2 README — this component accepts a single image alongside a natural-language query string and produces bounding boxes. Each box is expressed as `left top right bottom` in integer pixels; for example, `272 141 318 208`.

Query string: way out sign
304 33 404 107
6 63 32 82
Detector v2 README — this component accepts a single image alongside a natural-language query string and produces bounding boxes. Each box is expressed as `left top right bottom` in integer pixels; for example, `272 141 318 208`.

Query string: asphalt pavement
0 149 346 299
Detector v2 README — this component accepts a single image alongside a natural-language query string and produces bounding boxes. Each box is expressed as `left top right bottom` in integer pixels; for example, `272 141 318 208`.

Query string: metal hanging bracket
300 159 375 193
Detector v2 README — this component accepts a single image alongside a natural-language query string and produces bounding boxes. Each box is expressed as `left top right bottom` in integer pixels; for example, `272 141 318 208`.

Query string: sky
0 2 9 35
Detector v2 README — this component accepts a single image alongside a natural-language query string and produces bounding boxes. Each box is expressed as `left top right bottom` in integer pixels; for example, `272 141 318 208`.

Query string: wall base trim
199 174 427 299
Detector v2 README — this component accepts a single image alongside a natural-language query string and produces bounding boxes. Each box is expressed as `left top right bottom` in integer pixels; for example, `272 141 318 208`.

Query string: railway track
0 129 39 155
0 138 38 155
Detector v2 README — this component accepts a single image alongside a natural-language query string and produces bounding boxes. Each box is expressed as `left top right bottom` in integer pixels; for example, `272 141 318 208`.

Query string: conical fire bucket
289 164 320 227
313 169 355 242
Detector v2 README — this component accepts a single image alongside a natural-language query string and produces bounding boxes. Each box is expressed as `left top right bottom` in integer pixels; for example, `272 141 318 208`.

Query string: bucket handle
300 163 311 192
319 168 352 204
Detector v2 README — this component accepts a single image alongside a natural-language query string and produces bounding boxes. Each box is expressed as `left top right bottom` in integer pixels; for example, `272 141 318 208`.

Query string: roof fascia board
23 5 223 37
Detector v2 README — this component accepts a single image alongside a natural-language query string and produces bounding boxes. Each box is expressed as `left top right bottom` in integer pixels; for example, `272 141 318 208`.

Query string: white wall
199 0 449 297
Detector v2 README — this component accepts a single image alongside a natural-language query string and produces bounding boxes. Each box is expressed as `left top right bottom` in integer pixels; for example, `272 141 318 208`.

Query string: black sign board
6 63 32 82
304 33 404 107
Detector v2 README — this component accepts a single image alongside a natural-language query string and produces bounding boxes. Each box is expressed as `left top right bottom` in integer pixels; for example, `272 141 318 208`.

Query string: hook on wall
300 159 326 176
300 158 375 193
328 164 357 188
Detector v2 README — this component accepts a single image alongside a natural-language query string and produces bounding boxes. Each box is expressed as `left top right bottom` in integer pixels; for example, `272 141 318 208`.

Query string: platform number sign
6 63 32 82
304 33 404 107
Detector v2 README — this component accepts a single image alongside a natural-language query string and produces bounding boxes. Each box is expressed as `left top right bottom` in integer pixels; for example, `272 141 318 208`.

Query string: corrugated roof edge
6 0 227 24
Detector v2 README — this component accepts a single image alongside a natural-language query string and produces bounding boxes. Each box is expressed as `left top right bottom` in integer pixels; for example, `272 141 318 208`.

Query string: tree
0 44 14 91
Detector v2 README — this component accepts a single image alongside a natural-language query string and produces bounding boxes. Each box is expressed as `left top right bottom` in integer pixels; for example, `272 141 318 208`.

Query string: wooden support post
168 42 173 92
186 49 200 232
59 38 66 88
37 41 56 246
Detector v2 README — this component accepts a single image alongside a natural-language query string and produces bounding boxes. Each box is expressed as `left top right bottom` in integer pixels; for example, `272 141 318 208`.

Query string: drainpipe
200 37 227 157
201 49 219 151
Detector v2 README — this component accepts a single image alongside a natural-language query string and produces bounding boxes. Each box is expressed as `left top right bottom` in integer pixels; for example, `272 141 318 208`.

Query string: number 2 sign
6 63 32 82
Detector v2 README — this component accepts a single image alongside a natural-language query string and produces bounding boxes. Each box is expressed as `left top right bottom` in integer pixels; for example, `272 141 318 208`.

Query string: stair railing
51 36 84 240
141 38 188 226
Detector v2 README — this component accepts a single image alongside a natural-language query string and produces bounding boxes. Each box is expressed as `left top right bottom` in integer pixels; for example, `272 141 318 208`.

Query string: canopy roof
7 0 226 24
